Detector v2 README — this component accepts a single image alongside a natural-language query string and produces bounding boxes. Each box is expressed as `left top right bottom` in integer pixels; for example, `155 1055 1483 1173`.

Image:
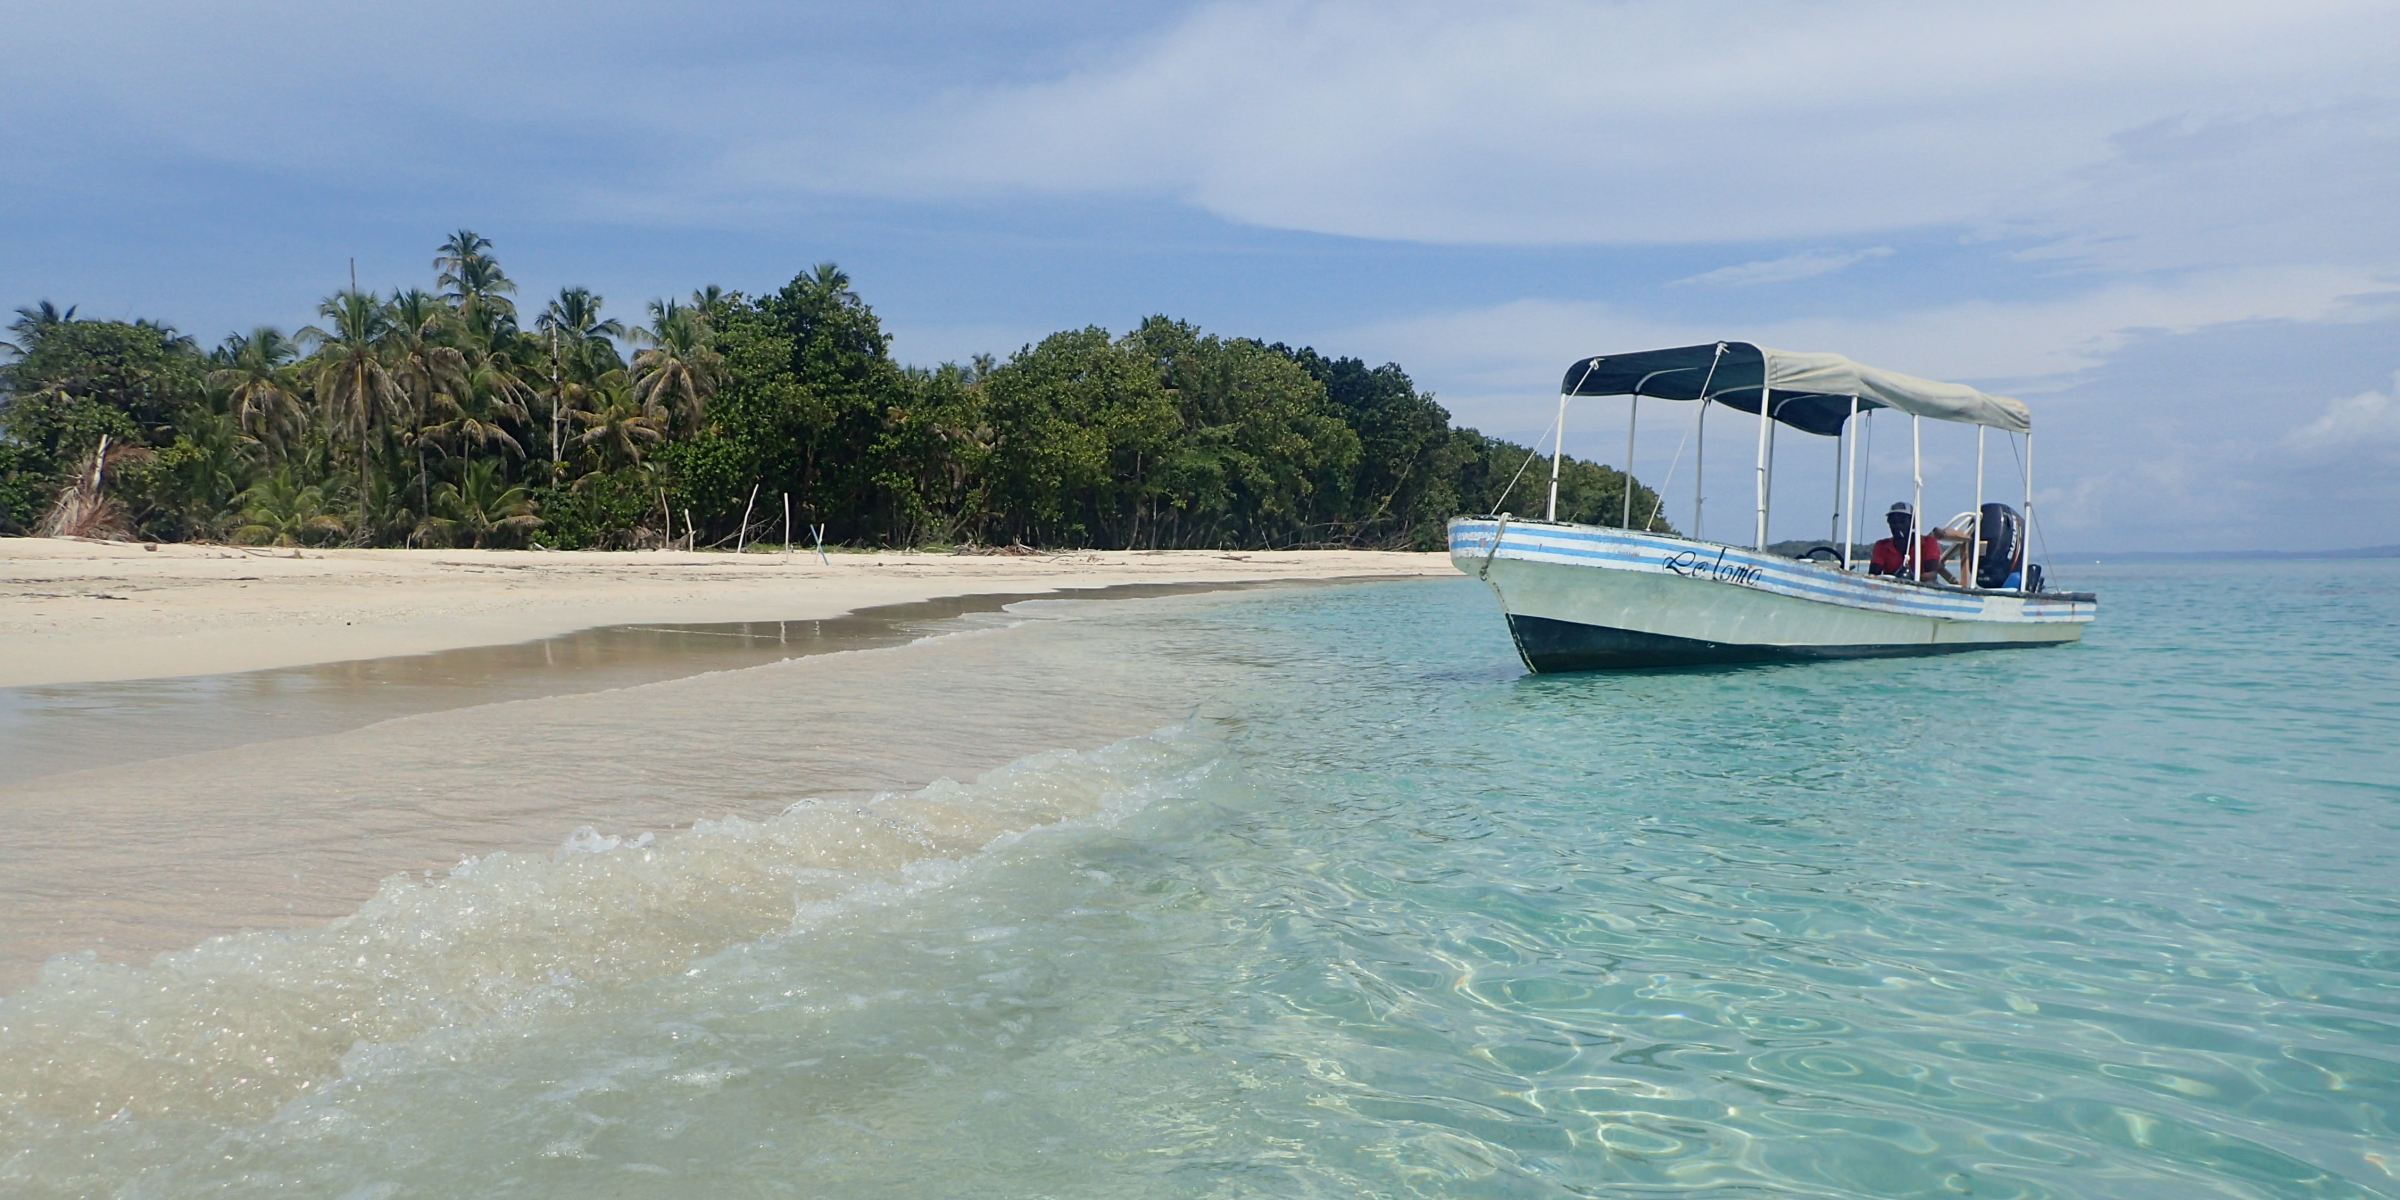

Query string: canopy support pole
1688 344 1724 541
1911 415 1924 583
1765 417 1778 545
1545 392 1567 523
1694 399 1708 539
1753 373 1772 550
2021 432 2035 593
1971 426 1986 588
1622 395 1639 528
1841 396 1859 571
1829 407 1844 545
1859 410 1873 552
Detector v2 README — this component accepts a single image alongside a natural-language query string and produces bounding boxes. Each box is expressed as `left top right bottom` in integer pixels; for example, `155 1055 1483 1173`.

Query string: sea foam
0 722 1217 1131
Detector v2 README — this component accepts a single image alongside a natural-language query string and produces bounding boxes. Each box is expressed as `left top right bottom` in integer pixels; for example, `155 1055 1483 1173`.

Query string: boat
1450 341 2095 672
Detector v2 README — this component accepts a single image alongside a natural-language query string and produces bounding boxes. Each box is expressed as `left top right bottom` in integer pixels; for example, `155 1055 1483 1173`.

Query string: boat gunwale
1447 515 2098 606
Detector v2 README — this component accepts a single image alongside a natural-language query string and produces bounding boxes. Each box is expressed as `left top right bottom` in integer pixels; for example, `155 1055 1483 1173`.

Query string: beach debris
951 542 1041 557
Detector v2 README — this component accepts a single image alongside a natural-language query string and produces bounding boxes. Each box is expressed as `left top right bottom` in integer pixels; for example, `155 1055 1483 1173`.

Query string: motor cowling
1977 503 2023 589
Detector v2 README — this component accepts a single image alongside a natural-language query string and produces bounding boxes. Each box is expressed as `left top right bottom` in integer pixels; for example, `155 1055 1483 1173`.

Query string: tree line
0 232 1665 551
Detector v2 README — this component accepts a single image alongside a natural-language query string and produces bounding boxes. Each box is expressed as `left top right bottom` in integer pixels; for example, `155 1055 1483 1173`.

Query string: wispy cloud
846 0 2399 251
1670 247 1894 287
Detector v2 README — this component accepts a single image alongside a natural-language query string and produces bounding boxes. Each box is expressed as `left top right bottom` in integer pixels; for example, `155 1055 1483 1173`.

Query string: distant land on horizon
2060 545 2400 563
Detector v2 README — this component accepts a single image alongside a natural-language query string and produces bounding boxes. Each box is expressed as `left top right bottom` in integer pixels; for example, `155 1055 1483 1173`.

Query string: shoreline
0 538 1453 688
0 579 1367 791
2 540 1453 983
0 597 1235 987
0 572 1430 985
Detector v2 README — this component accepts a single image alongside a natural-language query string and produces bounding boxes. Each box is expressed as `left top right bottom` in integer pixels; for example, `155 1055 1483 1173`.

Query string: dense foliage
0 235 1665 550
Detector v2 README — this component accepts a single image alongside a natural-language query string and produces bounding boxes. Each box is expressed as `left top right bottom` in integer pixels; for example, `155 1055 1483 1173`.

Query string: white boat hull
1448 517 2094 672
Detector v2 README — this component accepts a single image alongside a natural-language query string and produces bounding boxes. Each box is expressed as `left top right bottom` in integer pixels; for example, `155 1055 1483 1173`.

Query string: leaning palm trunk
37 436 143 539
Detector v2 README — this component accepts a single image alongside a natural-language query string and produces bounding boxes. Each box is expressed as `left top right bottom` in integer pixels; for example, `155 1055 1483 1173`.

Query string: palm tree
298 290 402 538
689 285 736 324
570 376 663 472
163 410 264 538
10 300 76 333
389 288 449 339
434 230 517 320
427 458 540 548
537 287 626 381
428 358 530 463
234 466 348 545
629 299 722 436
385 289 470 519
806 261 851 300
206 328 307 451
5 300 76 355
134 318 198 353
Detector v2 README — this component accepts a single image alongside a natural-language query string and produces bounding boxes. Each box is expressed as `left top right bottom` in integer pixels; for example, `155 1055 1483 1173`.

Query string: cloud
1328 265 2398 408
2284 371 2400 457
1671 248 1893 287
1315 276 2400 552
847 0 2400 252
2038 355 2400 552
10 2 2395 274
2001 101 2400 273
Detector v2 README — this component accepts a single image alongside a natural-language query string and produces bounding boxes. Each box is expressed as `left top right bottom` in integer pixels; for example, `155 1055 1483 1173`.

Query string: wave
0 722 1218 1133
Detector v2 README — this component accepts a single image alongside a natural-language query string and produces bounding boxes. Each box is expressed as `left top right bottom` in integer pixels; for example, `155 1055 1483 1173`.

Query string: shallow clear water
3 563 2396 1198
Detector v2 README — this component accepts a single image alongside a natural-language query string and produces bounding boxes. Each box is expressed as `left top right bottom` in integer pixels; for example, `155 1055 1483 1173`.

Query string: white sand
0 537 1454 688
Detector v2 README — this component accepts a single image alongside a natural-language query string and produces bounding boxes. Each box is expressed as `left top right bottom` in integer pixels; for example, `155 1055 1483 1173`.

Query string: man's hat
1888 501 1914 515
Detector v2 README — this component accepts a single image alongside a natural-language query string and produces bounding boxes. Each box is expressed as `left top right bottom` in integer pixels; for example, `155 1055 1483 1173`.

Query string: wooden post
783 492 792 558
736 483 760 553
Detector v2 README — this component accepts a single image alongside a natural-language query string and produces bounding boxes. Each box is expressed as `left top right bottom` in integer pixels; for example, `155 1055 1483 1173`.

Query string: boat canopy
1558 342 2031 436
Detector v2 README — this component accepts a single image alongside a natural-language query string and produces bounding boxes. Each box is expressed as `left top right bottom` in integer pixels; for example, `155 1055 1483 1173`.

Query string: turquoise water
4 563 2396 1197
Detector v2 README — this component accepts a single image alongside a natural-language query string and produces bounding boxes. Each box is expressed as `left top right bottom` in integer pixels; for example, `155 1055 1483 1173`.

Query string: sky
3 0 2395 552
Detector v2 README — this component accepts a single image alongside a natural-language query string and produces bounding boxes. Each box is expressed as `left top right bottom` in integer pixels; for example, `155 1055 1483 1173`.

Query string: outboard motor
1976 503 2023 590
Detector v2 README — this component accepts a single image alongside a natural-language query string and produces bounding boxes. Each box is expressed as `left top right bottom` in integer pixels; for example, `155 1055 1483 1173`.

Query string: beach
0 539 1449 986
0 537 1450 688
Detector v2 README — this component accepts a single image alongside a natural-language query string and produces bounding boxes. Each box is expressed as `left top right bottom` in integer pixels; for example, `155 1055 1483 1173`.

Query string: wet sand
0 582 1305 789
0 540 1447 987
0 598 1229 986
0 539 1448 688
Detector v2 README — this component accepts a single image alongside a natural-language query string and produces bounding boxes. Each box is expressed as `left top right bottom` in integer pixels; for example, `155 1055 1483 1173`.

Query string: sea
1 561 2394 1199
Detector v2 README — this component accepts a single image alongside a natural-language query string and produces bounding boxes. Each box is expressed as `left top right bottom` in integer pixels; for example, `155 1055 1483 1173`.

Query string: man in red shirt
1868 502 1954 583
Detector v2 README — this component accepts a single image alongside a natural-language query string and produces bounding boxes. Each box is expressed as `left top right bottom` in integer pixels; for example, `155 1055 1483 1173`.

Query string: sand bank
3 541 1454 984
0 538 1451 688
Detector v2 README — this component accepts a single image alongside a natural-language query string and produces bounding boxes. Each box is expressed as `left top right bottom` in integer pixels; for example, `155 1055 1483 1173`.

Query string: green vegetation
0 234 1665 550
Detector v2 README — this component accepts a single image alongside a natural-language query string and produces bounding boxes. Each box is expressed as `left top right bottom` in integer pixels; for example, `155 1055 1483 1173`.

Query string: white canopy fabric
1761 348 2031 434
1560 342 2032 435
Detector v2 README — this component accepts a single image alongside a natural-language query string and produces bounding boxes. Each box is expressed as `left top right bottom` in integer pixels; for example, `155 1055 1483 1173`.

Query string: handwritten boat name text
1662 548 1764 587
